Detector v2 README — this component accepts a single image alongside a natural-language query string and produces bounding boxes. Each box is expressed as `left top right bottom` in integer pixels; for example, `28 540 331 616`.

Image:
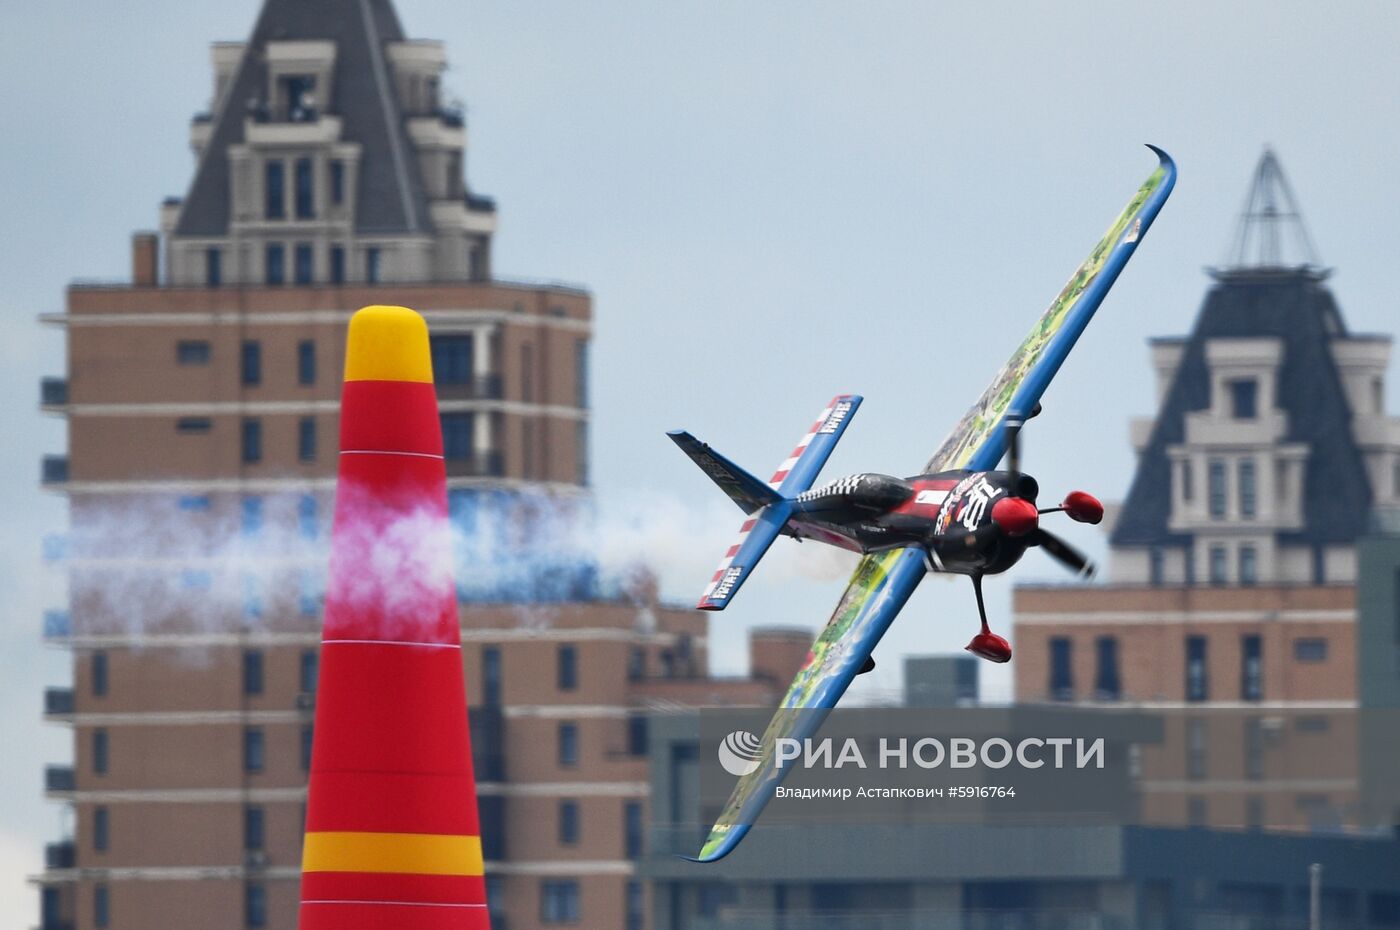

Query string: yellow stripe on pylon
302 831 484 876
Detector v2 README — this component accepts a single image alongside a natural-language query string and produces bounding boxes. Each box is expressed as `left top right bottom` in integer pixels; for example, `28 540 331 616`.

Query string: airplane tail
668 394 862 610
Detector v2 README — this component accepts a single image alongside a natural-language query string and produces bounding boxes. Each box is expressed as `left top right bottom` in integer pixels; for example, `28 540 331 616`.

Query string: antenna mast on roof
1219 148 1325 274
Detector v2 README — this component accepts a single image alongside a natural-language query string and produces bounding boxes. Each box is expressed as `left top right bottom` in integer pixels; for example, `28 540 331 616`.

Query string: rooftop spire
1219 148 1324 273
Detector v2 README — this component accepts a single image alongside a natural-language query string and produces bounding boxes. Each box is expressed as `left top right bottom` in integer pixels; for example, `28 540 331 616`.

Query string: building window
523 420 536 479
299 494 318 540
1207 459 1227 518
1049 636 1073 700
1294 638 1328 662
300 649 319 694
93 728 109 774
1186 635 1208 702
92 650 108 697
244 806 265 851
241 496 262 536
241 340 262 385
1244 717 1265 780
330 160 345 204
94 805 109 852
294 157 314 219
242 419 262 463
265 160 285 219
177 340 211 365
366 247 381 284
294 242 313 284
246 883 267 929
94 884 110 928
265 243 285 285
1238 459 1257 518
558 800 579 845
624 800 643 858
627 880 644 930
1246 795 1264 831
541 880 580 923
1180 460 1193 501
558 722 578 767
1093 636 1121 700
243 574 263 621
244 727 264 773
179 495 211 512
575 340 589 408
627 648 645 681
627 714 649 757
1239 544 1258 586
297 340 316 385
1312 546 1327 584
1187 717 1207 780
441 413 475 460
301 725 314 771
1208 545 1228 585
1149 547 1165 586
430 335 475 384
557 644 577 691
330 245 346 284
298 417 317 462
299 570 320 618
1241 634 1263 701
176 417 212 434
483 646 501 706
206 247 222 287
243 649 264 695
1228 378 1258 419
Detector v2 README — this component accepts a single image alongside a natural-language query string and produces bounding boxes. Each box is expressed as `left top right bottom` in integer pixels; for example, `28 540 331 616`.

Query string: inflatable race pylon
300 306 489 929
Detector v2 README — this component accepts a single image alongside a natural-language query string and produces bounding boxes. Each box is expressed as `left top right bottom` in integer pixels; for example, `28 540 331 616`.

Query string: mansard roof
174 0 431 237
1111 269 1374 548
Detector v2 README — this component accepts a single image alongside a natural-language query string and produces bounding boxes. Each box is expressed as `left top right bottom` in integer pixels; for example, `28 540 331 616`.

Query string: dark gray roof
1112 269 1374 548
175 0 430 237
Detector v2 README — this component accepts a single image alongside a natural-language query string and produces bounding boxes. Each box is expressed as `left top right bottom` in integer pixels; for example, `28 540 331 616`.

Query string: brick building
35 2 790 928
1013 151 1400 832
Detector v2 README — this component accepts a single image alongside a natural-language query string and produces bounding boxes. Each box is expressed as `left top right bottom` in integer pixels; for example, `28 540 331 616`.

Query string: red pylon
300 306 490 929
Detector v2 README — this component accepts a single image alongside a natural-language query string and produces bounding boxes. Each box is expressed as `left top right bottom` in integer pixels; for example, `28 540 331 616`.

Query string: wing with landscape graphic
689 146 1177 862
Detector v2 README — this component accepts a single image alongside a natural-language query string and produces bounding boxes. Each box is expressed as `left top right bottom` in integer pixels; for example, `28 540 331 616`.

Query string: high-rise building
34 3 785 929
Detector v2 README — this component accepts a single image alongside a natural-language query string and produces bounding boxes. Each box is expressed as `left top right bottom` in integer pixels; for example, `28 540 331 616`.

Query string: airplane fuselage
786 469 1039 576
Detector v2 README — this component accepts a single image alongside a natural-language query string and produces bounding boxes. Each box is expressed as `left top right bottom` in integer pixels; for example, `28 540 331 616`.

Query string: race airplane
668 146 1176 862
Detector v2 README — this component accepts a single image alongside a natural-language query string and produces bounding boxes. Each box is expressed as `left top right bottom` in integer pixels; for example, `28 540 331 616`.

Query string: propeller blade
1029 528 1095 577
1005 417 1023 475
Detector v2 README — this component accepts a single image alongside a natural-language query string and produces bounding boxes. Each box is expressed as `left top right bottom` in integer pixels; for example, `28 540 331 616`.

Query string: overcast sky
3 0 1399 921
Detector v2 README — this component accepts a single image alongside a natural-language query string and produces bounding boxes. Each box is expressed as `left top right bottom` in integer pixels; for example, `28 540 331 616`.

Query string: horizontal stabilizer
667 431 783 514
696 502 792 611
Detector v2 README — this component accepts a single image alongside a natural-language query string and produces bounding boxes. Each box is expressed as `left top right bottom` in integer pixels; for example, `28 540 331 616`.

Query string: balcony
435 375 503 401
44 840 75 870
42 610 71 639
41 456 69 485
44 766 75 793
444 451 504 479
44 688 74 717
40 378 68 407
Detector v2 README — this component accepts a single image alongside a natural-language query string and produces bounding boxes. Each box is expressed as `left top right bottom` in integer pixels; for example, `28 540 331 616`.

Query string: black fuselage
786 469 1039 576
